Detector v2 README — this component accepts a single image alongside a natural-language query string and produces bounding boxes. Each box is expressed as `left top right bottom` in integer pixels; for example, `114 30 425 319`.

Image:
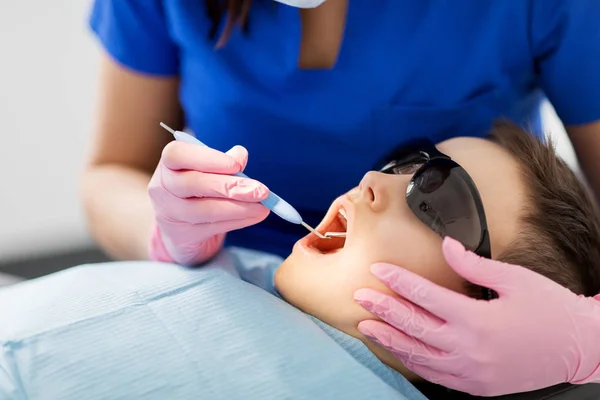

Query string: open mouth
304 206 349 255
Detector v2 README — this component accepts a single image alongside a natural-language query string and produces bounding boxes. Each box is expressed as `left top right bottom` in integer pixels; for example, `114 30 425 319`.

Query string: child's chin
273 259 288 296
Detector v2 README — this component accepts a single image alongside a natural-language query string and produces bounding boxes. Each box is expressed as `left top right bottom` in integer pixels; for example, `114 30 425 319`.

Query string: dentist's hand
354 237 600 396
148 141 270 266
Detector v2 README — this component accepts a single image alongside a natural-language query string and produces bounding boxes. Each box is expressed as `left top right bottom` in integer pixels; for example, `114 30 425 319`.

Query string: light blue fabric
0 248 427 400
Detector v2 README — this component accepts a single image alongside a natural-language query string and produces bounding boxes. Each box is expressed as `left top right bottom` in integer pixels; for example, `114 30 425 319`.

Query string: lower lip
296 237 344 259
296 238 321 258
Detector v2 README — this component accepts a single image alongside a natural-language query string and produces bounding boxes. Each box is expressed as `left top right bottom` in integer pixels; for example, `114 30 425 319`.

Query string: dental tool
324 232 347 238
159 122 329 239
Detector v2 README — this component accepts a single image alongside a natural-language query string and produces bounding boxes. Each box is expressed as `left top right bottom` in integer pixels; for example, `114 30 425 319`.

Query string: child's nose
359 171 390 212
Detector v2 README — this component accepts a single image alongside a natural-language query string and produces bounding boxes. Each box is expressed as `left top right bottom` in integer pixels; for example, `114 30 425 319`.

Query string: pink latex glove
148 141 270 266
354 237 600 396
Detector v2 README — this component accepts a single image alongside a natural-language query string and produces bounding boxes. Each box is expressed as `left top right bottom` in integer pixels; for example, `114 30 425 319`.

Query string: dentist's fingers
186 214 271 239
224 144 250 171
359 319 487 394
160 167 269 201
150 141 269 266
442 237 519 297
354 288 455 352
152 188 269 223
369 263 479 325
161 141 245 173
358 320 463 377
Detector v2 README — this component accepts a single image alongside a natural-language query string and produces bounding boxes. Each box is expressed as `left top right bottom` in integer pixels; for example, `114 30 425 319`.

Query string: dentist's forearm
81 164 155 261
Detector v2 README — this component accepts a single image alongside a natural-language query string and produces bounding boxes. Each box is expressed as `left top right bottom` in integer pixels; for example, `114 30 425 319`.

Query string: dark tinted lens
390 162 425 175
407 160 483 251
380 155 428 176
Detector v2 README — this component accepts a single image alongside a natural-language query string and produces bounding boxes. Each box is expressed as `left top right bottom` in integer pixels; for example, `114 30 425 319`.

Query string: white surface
0 1 99 262
0 1 577 263
541 100 580 172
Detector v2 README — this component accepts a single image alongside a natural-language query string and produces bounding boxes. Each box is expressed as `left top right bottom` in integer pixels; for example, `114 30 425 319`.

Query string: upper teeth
324 208 348 239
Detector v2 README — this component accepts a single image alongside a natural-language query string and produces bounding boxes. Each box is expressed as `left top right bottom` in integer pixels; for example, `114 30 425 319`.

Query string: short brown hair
468 120 600 297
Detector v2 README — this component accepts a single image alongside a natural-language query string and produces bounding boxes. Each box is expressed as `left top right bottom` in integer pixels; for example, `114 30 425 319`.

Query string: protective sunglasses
376 140 496 300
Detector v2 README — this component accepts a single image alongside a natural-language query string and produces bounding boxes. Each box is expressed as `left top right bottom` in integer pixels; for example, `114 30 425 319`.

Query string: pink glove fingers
156 196 269 225
161 168 269 201
149 141 271 266
441 238 522 296
157 212 269 266
158 229 227 266
224 144 250 171
357 319 454 369
192 213 270 236
354 288 454 352
369 262 478 325
161 142 246 173
149 223 176 263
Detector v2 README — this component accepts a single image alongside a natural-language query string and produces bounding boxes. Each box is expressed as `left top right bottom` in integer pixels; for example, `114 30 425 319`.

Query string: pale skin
82 57 181 260
274 136 527 380
83 0 600 263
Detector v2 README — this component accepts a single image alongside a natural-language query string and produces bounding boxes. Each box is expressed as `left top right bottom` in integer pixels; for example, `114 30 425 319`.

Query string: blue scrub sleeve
89 0 179 76
532 0 600 125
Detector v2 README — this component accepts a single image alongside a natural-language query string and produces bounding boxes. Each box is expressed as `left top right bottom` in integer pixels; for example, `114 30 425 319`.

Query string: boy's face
274 136 526 378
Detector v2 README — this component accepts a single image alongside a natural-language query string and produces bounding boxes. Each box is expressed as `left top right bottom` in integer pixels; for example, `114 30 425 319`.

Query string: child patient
273 120 600 381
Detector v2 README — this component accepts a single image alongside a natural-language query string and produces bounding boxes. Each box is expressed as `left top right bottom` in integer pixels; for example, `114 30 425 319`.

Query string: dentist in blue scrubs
83 0 600 396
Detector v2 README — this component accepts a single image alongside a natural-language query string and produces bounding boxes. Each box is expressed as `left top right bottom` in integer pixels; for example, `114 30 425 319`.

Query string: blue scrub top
90 0 600 258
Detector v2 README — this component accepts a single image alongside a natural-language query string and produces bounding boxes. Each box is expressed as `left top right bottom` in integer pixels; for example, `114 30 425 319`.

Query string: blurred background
0 1 110 285
0 1 581 287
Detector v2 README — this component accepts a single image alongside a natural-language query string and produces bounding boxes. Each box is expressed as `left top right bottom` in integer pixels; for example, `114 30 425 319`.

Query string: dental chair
414 381 600 399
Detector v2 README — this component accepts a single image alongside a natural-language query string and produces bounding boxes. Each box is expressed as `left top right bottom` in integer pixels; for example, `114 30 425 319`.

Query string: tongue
310 236 346 253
